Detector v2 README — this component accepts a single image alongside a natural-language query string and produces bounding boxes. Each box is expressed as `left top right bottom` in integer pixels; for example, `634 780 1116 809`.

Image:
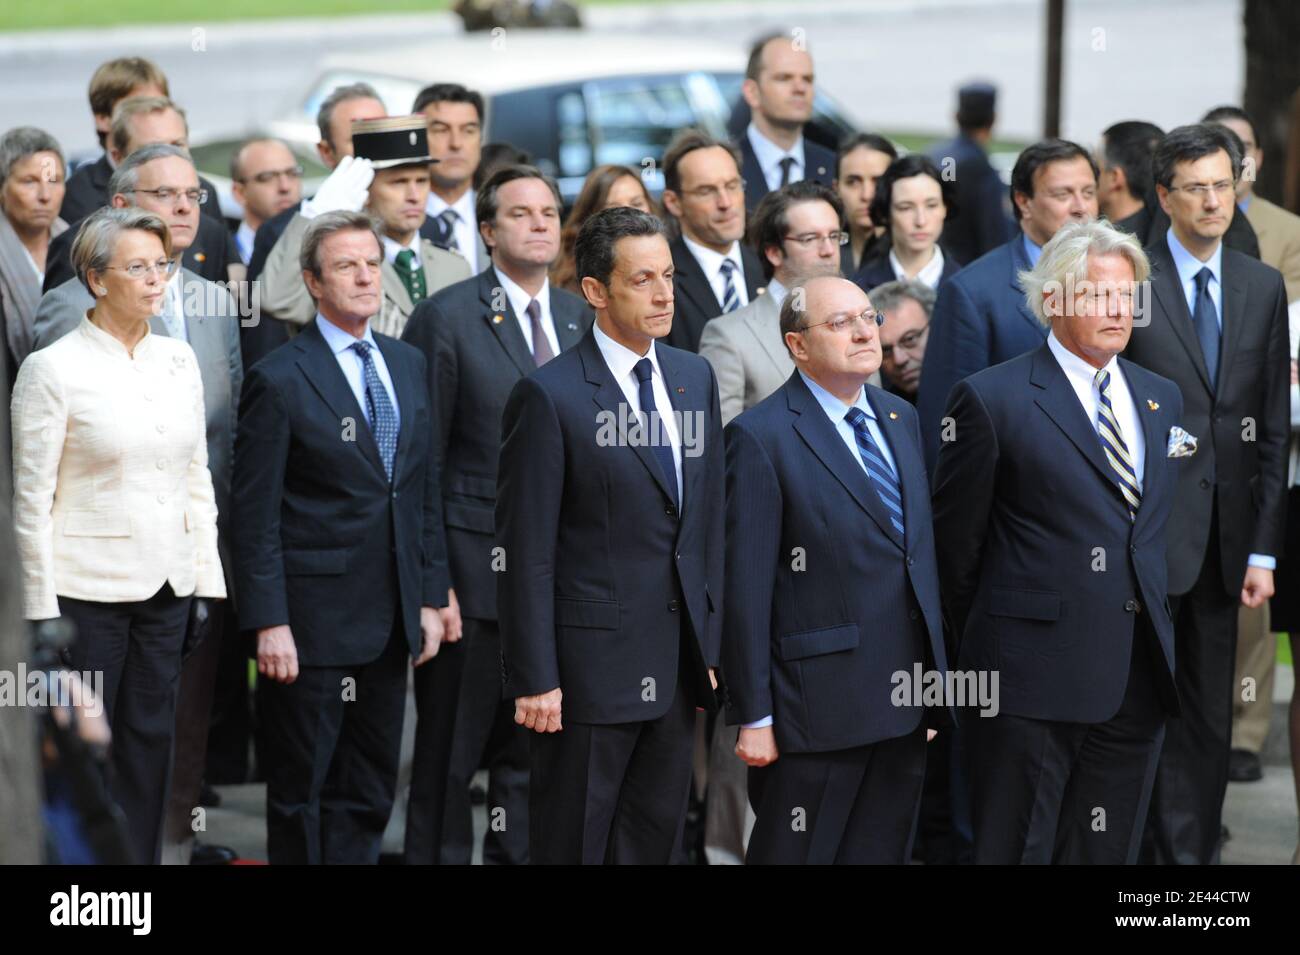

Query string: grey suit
698 291 793 425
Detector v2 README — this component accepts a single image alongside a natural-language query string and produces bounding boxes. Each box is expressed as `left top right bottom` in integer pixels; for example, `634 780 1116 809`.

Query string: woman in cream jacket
10 206 224 864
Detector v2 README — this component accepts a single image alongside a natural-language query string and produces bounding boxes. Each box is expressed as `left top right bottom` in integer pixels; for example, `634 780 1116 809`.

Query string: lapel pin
1147 399 1159 411
567 322 578 331
193 252 205 263
676 386 685 394
492 314 504 324
888 411 898 419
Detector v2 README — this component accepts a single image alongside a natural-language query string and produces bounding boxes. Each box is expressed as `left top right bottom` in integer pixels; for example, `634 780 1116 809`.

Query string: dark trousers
261 621 408 865
440 617 529 865
404 629 465 863
528 660 698 865
746 723 927 864
1143 529 1239 865
967 621 1166 864
206 607 252 784
60 583 192 865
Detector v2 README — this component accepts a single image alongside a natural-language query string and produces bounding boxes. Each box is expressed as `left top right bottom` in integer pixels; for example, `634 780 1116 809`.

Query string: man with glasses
722 274 948 863
230 139 303 266
869 279 934 402
31 143 243 865
660 129 764 353
1123 123 1290 865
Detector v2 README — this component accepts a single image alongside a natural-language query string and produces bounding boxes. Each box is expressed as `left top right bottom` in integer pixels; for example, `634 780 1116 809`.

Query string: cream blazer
10 315 226 620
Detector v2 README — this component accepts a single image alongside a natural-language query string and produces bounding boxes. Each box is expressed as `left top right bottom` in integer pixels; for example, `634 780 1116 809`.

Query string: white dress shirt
426 187 479 272
495 266 560 358
10 315 226 619
746 122 806 191
681 234 750 312
1046 331 1145 488
592 321 683 504
382 232 421 267
158 269 188 342
744 371 900 731
235 221 256 265
889 245 946 289
315 314 401 431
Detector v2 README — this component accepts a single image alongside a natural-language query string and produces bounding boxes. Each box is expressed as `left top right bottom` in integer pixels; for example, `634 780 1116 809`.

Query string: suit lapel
788 373 905 552
739 138 766 212
478 270 535 375
661 347 701 516
671 238 723 318
1149 242 1214 394
868 388 926 555
294 321 388 481
382 259 414 315
1215 250 1249 403
552 294 587 352
745 294 790 379
1008 235 1045 335
1123 359 1167 536
375 334 419 480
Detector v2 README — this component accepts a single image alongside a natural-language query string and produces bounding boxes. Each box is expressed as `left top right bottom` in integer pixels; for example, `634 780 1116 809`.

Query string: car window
581 75 722 175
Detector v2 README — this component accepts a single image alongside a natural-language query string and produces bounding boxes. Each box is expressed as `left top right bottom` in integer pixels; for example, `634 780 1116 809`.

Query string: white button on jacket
10 315 226 620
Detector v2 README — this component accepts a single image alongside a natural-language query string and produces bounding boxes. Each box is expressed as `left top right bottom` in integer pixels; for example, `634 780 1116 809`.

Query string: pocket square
1167 425 1198 458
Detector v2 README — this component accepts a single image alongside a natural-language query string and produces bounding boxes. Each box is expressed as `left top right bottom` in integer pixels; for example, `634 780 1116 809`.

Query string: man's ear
741 78 761 111
661 189 683 220
784 329 807 363
1155 184 1171 217
317 140 335 169
479 220 495 252
110 194 129 209
303 269 323 301
764 243 783 275
580 276 608 310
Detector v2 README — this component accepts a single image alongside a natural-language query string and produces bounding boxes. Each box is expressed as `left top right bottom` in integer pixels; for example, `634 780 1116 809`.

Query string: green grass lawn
0 0 670 32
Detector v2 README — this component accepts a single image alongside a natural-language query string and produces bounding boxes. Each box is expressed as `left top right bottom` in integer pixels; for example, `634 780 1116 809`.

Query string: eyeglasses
1168 180 1235 198
682 179 745 202
125 187 208 205
800 308 881 335
101 258 180 280
784 231 849 249
880 323 929 362
238 165 305 185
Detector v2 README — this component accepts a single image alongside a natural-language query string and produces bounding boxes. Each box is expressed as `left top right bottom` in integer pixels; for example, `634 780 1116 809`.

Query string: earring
95 286 108 296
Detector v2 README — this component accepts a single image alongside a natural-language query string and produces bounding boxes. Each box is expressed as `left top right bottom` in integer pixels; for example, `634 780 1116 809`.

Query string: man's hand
708 667 718 691
258 625 299 684
414 605 445 665
299 155 374 219
1241 566 1274 609
440 589 463 644
736 725 779 767
515 687 562 734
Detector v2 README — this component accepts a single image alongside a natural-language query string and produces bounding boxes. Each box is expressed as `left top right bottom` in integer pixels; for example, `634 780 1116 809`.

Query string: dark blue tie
351 340 398 482
844 406 905 539
633 357 679 509
1192 266 1220 388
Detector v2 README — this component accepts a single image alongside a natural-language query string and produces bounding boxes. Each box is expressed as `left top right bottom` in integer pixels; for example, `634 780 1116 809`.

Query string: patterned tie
719 258 740 313
393 248 428 304
437 209 460 250
1095 368 1141 521
844 406 905 539
351 340 398 482
778 156 796 188
1192 266 1220 388
633 357 679 509
526 299 554 366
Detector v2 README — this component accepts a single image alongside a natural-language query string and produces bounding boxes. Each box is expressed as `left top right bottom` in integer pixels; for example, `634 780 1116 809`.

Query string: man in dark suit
724 274 948 864
660 130 763 352
926 82 1014 266
934 219 1184 863
736 32 835 215
401 166 592 864
1125 124 1289 865
916 138 1099 471
495 206 723 864
232 211 449 864
1097 121 1164 239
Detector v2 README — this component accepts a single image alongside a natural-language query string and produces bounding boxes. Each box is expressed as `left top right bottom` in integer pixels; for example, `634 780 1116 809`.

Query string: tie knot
394 248 417 270
1194 266 1213 291
1094 368 1110 392
633 357 654 384
719 258 736 277
525 298 541 321
779 156 796 172
351 339 372 361
439 208 459 225
844 406 868 431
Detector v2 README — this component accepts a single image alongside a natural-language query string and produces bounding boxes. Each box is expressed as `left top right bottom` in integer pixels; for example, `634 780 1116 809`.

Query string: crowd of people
3 30 1299 866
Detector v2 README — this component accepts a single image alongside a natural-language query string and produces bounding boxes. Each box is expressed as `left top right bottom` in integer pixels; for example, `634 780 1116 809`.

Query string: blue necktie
1192 266 1220 388
844 406 905 539
633 357 679 509
351 340 398 482
1095 369 1141 521
719 259 740 313
437 208 460 250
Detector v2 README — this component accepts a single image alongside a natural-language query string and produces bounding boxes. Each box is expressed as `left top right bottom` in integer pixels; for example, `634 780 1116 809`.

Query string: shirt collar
798 369 872 423
1165 226 1222 289
382 232 421 265
766 278 788 308
1022 233 1043 268
235 221 256 262
889 246 945 287
426 187 476 223
316 313 377 354
1046 328 1120 386
746 122 805 179
494 265 550 319
681 234 743 280
593 319 661 385
80 311 155 358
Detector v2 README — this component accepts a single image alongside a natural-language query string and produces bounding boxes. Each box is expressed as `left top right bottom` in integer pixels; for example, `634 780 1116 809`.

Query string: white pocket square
1167 426 1198 458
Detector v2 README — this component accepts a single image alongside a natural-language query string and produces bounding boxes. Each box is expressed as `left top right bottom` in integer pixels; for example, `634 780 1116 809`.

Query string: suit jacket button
391 491 398 500
906 556 915 566
1124 599 1139 612
1199 479 1211 489
665 505 676 517
668 599 680 612
909 609 920 620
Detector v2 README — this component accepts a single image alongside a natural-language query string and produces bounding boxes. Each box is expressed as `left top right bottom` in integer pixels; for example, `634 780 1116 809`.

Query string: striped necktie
844 406 905 540
719 258 740 313
437 209 460 251
1095 368 1140 520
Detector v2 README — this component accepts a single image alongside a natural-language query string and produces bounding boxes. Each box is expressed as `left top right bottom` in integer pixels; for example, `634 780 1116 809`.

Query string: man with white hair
932 219 1184 863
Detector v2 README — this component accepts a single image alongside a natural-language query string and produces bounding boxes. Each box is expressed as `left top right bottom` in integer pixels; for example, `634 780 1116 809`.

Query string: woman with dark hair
834 133 897 273
550 164 654 293
852 153 963 294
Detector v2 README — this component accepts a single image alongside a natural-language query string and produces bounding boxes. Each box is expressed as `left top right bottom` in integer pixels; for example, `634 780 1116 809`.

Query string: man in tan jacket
259 116 469 339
